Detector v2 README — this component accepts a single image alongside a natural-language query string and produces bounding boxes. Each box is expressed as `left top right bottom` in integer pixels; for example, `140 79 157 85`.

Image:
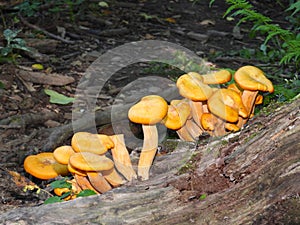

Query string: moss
244 132 258 143
177 152 200 175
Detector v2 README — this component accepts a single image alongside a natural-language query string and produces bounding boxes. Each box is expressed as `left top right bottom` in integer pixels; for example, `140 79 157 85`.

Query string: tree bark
0 96 299 225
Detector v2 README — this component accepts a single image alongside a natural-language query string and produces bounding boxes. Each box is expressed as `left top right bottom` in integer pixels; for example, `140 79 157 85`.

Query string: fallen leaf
44 89 75 105
164 17 176 23
18 70 75 86
8 170 37 189
32 64 44 70
199 19 215 26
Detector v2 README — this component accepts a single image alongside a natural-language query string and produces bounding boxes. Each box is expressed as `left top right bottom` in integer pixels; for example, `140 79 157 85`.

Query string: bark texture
0 97 299 225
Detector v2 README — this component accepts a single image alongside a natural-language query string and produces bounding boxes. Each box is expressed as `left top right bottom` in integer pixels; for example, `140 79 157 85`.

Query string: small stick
18 12 75 44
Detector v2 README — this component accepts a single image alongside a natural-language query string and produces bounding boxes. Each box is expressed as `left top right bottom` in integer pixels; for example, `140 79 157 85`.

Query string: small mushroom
110 134 137 181
53 145 75 165
234 65 274 118
207 89 248 123
24 152 69 180
224 123 240 132
201 112 225 136
128 95 168 180
161 99 191 130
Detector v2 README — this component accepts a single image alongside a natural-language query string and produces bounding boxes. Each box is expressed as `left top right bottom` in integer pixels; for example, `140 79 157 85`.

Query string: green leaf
1 47 12 56
0 81 5 89
199 193 207 200
50 179 72 189
44 196 64 204
44 89 75 105
77 189 97 197
98 1 109 7
3 29 20 41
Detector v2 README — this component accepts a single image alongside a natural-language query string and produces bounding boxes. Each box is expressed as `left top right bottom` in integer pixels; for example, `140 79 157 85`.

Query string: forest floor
0 0 295 213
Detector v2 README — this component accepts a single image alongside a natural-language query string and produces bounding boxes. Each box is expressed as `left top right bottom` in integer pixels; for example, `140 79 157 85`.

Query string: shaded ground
0 0 294 213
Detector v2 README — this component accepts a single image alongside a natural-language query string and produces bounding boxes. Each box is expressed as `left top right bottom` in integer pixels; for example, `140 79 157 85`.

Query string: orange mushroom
53 145 75 165
128 95 168 180
234 65 274 118
24 152 69 180
207 89 248 123
176 72 213 101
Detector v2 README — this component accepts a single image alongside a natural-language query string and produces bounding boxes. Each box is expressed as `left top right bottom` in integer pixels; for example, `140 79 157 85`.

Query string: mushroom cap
176 72 213 101
71 132 113 155
24 152 69 180
234 65 274 93
202 70 232 84
201 113 218 131
69 152 114 172
225 123 240 132
255 95 264 105
67 162 87 176
207 89 247 123
227 83 242 95
128 95 168 125
53 145 75 165
162 99 191 130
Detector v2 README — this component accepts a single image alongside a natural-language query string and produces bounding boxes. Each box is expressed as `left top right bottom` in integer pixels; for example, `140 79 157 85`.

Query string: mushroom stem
87 171 112 194
189 100 204 128
102 167 126 187
241 90 259 118
74 174 100 194
236 90 259 128
110 134 137 181
138 124 158 180
176 125 195 141
184 119 203 139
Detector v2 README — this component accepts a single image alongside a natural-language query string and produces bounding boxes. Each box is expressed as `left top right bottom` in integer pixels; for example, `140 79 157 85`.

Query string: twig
18 12 75 44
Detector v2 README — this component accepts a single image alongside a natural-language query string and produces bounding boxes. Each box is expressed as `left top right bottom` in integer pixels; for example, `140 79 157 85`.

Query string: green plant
216 0 300 67
14 0 84 22
0 29 31 63
44 178 97 204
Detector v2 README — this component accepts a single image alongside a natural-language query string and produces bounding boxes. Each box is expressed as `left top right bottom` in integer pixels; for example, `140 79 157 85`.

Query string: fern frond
286 1 300 17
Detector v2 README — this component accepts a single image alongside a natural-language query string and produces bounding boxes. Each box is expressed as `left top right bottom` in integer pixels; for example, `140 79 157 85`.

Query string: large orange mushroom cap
53 145 75 165
176 72 213 101
71 132 113 155
69 152 114 172
201 70 232 85
24 152 69 180
128 95 168 125
234 65 274 93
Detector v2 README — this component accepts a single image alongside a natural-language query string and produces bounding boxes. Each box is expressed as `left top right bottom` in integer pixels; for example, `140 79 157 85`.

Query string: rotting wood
0 97 299 224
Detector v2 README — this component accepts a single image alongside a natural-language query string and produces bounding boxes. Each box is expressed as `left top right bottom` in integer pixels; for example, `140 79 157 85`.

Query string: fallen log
0 96 299 224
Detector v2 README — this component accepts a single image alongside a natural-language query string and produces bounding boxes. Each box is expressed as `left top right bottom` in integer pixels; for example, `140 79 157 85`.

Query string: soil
0 0 293 214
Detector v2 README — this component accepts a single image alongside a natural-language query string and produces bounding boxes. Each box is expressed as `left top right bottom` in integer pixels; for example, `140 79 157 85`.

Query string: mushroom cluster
24 65 274 198
24 132 136 200
158 65 274 139
127 65 273 179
